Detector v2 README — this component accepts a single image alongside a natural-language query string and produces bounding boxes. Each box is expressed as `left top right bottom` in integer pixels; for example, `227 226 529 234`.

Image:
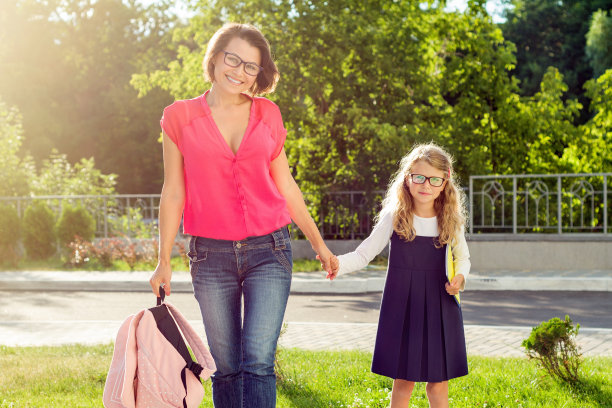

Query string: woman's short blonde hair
203 23 280 95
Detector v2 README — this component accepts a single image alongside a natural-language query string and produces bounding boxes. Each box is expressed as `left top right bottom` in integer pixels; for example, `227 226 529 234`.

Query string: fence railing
1 173 610 239
468 173 611 234
0 194 161 238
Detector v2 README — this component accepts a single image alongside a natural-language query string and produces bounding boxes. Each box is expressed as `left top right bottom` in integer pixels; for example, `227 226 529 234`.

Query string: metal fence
0 194 161 238
468 173 611 234
310 190 385 240
1 173 610 239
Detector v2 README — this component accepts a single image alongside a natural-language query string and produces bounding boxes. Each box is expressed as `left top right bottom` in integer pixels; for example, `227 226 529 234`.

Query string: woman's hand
315 246 338 280
150 261 173 297
445 274 465 296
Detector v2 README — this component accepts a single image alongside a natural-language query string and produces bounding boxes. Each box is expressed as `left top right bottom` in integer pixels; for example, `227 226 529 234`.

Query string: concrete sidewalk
0 268 611 293
0 319 610 356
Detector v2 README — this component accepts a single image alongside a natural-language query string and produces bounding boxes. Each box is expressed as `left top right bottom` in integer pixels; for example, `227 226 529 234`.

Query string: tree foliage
2 0 610 218
0 0 178 193
29 151 116 196
501 0 612 118
134 0 611 204
0 99 34 197
586 9 612 78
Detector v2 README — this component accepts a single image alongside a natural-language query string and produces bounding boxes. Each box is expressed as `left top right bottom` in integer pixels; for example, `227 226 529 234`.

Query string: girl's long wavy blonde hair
377 143 467 246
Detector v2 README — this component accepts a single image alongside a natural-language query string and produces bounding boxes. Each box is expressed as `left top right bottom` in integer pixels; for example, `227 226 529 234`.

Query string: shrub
522 315 582 384
67 236 93 267
56 205 96 248
90 238 122 268
0 204 21 265
114 238 158 271
22 201 56 260
108 207 156 239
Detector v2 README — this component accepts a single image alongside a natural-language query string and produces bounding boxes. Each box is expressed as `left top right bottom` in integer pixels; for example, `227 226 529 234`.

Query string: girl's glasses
408 173 446 187
223 51 263 76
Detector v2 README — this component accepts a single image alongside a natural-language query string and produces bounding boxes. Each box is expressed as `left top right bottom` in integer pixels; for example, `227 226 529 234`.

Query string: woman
149 23 335 408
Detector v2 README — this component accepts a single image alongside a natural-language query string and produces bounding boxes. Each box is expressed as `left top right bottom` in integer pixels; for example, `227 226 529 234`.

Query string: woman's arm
149 132 185 297
270 148 334 274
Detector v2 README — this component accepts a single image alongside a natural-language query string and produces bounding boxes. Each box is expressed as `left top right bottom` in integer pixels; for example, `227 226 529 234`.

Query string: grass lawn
0 345 610 407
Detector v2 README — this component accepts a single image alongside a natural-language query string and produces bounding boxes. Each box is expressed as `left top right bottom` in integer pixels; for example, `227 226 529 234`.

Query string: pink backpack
103 290 216 408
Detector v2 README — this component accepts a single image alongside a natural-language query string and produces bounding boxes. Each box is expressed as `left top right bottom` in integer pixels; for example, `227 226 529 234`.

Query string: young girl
332 143 470 408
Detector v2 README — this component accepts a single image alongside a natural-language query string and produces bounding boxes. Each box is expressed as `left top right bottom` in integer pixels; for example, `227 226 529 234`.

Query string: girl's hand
445 274 465 295
150 262 173 297
314 245 336 279
317 254 339 280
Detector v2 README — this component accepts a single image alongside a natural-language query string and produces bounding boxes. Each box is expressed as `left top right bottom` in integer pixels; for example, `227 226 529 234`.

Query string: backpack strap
164 302 216 379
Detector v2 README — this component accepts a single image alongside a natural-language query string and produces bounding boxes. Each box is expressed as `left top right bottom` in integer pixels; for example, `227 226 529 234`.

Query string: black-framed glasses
408 173 446 187
223 51 263 76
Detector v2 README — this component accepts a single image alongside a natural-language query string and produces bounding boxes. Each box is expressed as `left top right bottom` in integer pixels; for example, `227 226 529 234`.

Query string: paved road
1 291 610 356
2 290 610 328
288 291 612 328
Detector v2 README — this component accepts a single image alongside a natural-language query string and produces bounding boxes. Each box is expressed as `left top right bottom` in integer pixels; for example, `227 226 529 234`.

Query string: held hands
315 247 340 280
445 274 465 296
150 261 173 297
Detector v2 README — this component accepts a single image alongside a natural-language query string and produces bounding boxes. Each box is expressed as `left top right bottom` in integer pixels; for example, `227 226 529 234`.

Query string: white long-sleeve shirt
337 211 471 283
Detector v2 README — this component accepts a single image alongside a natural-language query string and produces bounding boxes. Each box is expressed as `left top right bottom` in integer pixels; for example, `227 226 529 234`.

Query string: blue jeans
188 227 292 408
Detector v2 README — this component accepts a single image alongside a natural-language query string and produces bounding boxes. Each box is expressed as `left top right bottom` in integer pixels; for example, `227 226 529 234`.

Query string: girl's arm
270 148 334 273
447 225 471 294
149 132 185 297
337 210 394 275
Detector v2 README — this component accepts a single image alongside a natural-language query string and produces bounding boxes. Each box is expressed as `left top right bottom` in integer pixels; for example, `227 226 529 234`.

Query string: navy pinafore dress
371 232 468 382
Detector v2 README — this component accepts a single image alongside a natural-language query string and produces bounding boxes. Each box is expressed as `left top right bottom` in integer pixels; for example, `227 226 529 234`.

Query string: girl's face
405 160 447 210
212 37 261 95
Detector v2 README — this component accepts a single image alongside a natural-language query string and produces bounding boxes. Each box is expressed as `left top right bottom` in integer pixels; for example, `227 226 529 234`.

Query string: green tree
0 100 33 196
586 9 612 79
569 69 612 172
502 0 612 118
523 68 582 173
0 0 177 193
433 1 523 175
29 151 116 196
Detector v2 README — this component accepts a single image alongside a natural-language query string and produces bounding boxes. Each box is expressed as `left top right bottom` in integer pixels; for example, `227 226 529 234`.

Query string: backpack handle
156 285 166 306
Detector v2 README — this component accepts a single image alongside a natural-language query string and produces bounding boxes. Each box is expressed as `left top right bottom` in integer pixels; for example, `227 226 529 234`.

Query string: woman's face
212 37 261 95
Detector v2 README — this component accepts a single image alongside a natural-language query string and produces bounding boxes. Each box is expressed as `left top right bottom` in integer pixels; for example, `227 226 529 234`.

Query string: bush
67 236 93 267
0 204 21 265
108 207 155 239
22 201 56 260
56 205 96 248
522 315 583 384
114 238 158 271
89 238 122 268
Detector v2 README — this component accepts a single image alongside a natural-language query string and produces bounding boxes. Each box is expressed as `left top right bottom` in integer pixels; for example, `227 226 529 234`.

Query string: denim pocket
187 250 207 279
272 246 293 274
